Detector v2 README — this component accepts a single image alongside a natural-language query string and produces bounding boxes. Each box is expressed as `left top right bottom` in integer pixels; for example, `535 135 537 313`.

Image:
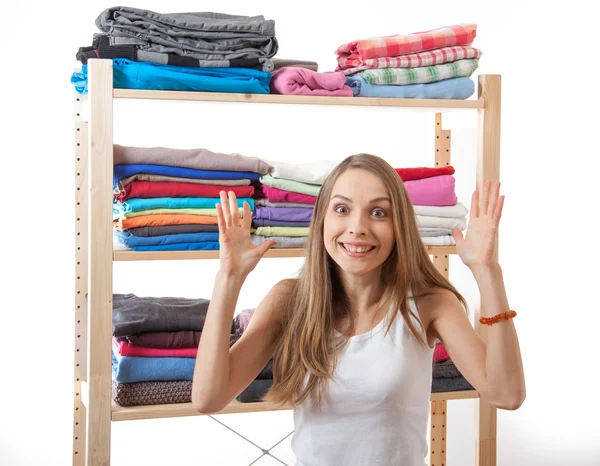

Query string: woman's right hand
216 190 276 279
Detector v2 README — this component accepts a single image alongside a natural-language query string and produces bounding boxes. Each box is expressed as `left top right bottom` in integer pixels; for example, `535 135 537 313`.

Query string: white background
1 1 599 465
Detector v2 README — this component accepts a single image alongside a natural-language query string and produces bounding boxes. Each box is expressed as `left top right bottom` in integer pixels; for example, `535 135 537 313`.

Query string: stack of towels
112 145 271 251
433 342 475 392
396 166 467 246
335 24 482 100
72 6 276 94
251 159 337 250
112 296 271 407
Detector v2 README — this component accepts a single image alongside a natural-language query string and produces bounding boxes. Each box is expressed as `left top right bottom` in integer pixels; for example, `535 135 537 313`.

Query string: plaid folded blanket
335 24 477 64
360 59 478 86
337 46 482 75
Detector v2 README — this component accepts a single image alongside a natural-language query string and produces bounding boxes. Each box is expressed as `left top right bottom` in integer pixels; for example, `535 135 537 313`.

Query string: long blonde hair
265 154 468 407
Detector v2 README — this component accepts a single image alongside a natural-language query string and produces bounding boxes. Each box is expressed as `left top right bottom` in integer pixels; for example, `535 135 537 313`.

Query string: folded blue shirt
114 163 259 188
126 242 221 251
115 230 219 247
345 76 475 99
72 58 271 95
112 351 195 383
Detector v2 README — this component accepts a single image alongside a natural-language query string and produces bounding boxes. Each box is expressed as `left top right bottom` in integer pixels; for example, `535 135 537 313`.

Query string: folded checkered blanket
335 24 477 66
337 46 481 75
360 59 478 86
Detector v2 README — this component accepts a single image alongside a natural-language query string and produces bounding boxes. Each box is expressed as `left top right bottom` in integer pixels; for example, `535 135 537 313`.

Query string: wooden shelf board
111 390 478 421
113 246 456 261
113 89 484 111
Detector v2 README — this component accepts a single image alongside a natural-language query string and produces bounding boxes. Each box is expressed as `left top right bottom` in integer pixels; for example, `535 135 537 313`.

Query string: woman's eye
372 209 386 217
335 205 348 214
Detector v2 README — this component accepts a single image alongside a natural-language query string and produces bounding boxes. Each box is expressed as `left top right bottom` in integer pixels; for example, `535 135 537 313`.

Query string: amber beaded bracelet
479 310 517 326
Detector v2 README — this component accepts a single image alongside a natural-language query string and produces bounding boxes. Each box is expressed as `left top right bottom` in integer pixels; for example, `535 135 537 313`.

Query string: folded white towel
266 159 337 184
416 215 467 230
413 203 468 218
421 236 456 246
418 228 454 237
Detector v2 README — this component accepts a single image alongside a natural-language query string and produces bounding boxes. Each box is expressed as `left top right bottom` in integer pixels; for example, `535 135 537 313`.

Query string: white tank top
292 297 434 466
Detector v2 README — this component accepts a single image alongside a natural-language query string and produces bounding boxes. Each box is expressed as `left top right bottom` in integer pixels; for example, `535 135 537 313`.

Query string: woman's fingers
493 195 505 224
215 202 227 233
470 188 479 221
228 191 239 225
480 180 491 216
242 201 252 230
487 181 500 218
219 190 232 226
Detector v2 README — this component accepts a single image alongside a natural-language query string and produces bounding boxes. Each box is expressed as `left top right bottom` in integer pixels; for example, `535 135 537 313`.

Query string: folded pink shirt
403 175 457 206
270 67 353 96
262 185 317 205
434 343 450 362
112 337 197 358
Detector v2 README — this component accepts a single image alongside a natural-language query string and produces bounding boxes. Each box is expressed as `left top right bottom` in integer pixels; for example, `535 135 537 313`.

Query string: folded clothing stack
396 166 467 246
112 144 271 251
112 295 269 407
335 24 481 99
252 159 337 249
432 342 475 392
71 7 277 94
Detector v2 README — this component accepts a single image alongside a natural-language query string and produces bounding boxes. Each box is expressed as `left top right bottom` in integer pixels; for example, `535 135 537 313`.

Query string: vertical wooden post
430 112 451 466
86 58 114 466
73 91 89 466
430 400 448 466
475 74 502 466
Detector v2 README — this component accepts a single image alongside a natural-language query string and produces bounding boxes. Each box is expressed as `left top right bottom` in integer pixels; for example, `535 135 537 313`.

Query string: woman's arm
191 190 281 413
472 264 525 408
429 180 525 410
192 275 291 413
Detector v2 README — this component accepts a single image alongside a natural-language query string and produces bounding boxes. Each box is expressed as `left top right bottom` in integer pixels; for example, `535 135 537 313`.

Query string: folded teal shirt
71 58 271 94
117 197 254 212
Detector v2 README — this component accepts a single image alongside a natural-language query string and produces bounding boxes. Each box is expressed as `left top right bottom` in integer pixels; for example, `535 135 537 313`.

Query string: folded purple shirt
254 206 314 222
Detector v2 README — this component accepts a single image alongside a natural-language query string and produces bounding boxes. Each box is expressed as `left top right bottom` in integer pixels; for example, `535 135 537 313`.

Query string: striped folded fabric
335 24 477 67
359 58 479 86
337 45 482 75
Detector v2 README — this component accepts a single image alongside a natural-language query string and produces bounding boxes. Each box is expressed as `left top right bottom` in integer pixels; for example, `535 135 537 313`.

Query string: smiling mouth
339 243 376 254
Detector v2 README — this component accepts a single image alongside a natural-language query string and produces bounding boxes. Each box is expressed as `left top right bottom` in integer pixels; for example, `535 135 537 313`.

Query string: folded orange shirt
115 214 242 230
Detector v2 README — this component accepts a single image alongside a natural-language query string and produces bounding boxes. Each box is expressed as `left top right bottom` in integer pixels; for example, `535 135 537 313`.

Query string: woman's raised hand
216 191 276 279
452 180 504 271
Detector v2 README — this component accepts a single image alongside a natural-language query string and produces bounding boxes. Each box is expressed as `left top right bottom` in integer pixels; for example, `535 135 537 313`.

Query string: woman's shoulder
412 286 461 340
270 278 298 296
251 279 299 332
413 286 460 314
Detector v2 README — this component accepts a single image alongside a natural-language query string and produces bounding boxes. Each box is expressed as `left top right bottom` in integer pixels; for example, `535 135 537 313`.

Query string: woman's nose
348 214 367 236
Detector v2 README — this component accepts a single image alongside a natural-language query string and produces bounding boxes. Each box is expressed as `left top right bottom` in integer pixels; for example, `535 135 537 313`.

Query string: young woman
192 153 525 466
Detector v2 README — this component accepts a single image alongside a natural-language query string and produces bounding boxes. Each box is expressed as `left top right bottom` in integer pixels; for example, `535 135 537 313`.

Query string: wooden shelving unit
74 58 501 465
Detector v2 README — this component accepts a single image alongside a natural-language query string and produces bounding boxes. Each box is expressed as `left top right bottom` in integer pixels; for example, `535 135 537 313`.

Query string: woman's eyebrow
331 194 391 203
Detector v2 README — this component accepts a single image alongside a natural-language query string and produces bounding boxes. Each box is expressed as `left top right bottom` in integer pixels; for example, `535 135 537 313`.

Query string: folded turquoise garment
112 351 195 383
129 242 220 251
115 230 219 247
117 197 254 212
345 76 475 99
71 58 271 95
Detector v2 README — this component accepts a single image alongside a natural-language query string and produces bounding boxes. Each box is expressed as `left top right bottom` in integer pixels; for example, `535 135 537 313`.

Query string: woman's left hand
452 180 505 271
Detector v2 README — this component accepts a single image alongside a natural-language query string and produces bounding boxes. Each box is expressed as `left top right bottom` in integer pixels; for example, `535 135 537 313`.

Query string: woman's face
323 168 395 278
